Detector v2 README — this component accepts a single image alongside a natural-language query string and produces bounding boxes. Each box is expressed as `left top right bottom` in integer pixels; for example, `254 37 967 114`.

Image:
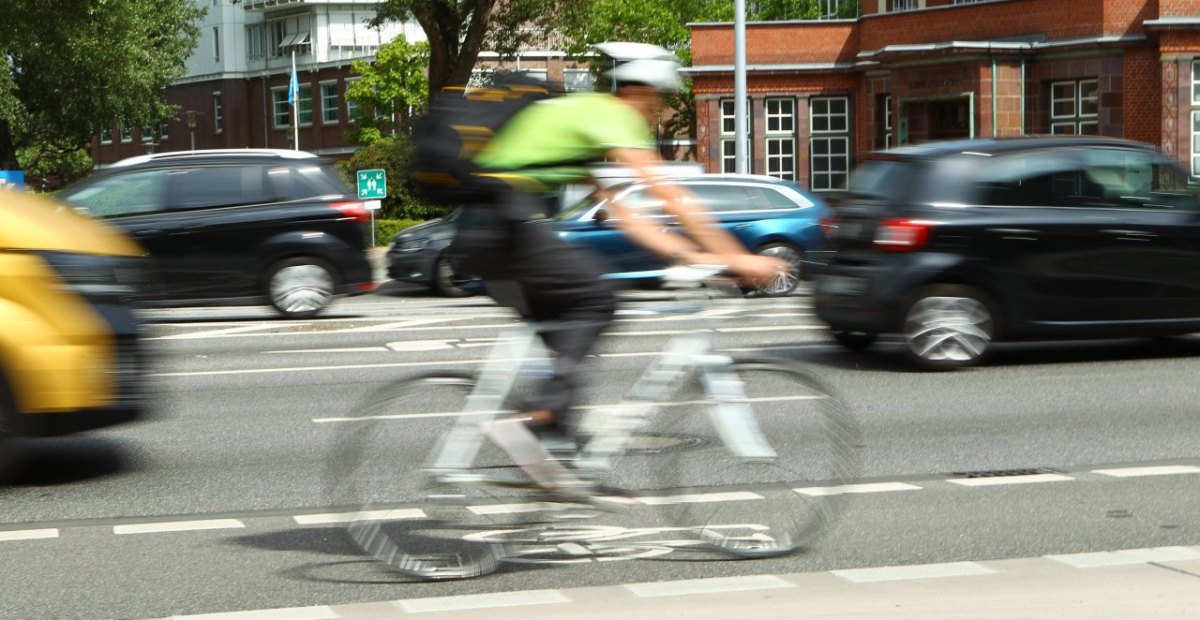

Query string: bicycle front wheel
620 358 861 559
329 371 541 580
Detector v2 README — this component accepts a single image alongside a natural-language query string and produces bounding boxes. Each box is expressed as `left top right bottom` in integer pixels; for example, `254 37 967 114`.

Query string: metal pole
734 0 748 174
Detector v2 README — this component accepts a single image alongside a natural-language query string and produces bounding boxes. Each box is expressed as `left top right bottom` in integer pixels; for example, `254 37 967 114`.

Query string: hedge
371 218 424 246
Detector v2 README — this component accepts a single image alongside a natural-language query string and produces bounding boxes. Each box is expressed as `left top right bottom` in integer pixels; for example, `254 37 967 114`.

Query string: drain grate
949 467 1062 479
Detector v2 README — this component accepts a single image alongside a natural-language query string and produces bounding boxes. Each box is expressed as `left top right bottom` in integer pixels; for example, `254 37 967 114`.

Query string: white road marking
394 590 569 613
1045 546 1200 568
0 528 58 541
624 574 793 597
114 519 245 535
163 606 337 620
384 339 457 351
1092 465 1200 477
832 561 996 583
636 491 763 505
795 482 923 496
265 347 389 354
717 325 825 332
335 317 461 333
149 324 299 340
947 473 1073 486
292 509 425 524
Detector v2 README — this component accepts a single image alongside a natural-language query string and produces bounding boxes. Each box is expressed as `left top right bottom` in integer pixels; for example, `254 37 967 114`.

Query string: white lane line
0 528 59 541
1092 465 1200 478
394 590 569 613
1046 546 1200 568
384 339 458 352
114 519 245 535
624 574 793 598
833 561 996 583
470 502 591 516
717 325 824 332
266 347 389 354
946 473 1074 486
636 491 762 505
163 605 337 620
151 357 506 378
336 317 462 333
795 482 923 496
292 509 425 525
149 324 300 340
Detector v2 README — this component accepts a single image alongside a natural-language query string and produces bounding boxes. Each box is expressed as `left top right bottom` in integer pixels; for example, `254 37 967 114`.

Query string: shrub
371 218 423 246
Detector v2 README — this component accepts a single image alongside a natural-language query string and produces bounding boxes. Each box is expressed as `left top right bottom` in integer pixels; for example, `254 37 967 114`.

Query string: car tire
433 254 473 298
267 256 337 319
832 330 877 351
902 284 996 370
748 242 804 297
0 374 17 477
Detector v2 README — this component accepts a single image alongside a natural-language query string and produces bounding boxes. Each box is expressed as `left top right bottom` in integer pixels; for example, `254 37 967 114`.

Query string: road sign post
356 169 387 246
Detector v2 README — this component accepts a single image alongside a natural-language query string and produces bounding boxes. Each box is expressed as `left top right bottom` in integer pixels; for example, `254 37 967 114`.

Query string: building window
810 96 850 191
1050 79 1098 135
268 20 286 58
120 125 132 143
764 98 795 180
100 127 113 145
272 88 290 128
160 122 169 141
819 0 839 18
719 99 752 174
297 85 313 126
891 0 917 11
345 78 360 122
212 26 220 62
884 95 893 147
140 126 154 143
951 0 984 4
247 24 264 60
564 69 594 92
320 82 339 124
213 92 224 134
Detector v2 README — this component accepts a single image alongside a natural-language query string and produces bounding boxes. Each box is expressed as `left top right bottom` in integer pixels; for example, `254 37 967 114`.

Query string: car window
976 149 1095 208
283 164 352 199
168 166 272 210
1077 149 1199 211
60 170 168 218
687 184 797 212
847 159 918 202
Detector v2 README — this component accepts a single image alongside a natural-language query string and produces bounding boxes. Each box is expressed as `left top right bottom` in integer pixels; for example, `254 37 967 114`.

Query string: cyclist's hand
726 253 790 287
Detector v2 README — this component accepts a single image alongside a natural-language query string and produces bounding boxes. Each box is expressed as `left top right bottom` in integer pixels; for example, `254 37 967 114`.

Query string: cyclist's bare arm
604 147 786 283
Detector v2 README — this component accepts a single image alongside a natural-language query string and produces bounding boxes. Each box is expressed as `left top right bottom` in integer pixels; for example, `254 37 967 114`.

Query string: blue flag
288 53 299 105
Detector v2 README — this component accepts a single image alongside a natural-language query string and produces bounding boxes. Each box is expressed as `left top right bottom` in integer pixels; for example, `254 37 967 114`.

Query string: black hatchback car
60 150 375 318
814 136 1200 369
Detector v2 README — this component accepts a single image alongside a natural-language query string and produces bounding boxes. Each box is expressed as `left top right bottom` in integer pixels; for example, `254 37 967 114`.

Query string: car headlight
39 251 146 297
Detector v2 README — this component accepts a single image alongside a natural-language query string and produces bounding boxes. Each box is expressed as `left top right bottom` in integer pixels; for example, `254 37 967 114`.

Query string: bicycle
329 264 861 580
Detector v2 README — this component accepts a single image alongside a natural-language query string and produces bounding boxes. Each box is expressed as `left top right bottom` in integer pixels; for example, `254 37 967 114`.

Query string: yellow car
0 187 148 448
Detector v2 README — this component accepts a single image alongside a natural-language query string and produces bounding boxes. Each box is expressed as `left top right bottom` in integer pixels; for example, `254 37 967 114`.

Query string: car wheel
749 243 803 297
832 330 877 351
903 285 995 370
267 257 337 319
433 254 473 298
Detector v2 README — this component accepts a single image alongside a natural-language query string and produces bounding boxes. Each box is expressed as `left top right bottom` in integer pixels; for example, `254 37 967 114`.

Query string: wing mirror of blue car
593 208 610 224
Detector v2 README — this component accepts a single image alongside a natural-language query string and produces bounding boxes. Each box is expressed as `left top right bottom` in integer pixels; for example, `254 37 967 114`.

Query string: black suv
814 136 1200 369
60 150 375 318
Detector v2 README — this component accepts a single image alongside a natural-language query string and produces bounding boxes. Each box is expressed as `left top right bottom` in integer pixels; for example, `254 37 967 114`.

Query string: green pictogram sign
357 169 387 200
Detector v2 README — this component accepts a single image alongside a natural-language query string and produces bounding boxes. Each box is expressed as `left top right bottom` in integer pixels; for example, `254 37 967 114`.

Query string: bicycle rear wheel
329 372 557 580
593 358 861 560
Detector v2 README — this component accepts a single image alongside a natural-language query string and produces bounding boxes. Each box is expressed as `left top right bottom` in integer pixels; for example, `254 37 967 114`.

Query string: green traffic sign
356 169 387 199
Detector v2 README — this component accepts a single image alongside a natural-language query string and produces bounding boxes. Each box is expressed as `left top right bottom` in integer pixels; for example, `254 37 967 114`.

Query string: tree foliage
336 137 446 221
0 0 202 182
345 36 431 145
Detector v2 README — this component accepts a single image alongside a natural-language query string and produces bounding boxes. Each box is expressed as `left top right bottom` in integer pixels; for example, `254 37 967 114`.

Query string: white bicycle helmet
594 41 683 93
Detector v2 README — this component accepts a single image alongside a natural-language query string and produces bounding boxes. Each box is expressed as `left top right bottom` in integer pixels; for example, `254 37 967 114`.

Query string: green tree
0 1 203 180
371 0 569 99
337 137 446 221
345 36 431 144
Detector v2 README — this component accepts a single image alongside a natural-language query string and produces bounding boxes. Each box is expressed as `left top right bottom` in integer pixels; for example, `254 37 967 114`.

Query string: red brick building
689 0 1200 192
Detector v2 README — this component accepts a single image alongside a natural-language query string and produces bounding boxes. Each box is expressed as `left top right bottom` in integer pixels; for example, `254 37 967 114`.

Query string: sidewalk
161 546 1200 619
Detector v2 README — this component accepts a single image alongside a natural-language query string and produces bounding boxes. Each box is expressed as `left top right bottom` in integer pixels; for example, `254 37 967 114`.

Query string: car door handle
987 227 1040 240
1102 229 1157 240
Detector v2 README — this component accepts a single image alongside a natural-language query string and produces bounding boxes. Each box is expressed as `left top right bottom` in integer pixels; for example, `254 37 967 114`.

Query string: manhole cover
949 467 1062 479
619 433 708 455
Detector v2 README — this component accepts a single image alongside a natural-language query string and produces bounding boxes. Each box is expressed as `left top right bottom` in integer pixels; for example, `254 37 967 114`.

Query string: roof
875 136 1157 159
111 149 318 168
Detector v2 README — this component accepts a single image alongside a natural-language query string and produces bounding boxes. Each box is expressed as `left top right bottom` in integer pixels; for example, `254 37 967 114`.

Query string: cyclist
450 42 785 487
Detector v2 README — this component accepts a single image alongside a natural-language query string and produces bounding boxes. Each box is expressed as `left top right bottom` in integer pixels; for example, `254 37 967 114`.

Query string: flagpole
291 51 299 150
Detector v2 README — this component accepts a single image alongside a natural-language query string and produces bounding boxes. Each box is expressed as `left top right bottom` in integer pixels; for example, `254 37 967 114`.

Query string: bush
335 136 452 221
372 218 423 246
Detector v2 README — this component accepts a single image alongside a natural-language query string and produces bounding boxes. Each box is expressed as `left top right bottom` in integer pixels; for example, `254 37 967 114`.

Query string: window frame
320 81 340 124
100 127 113 145
809 96 851 192
1050 78 1099 136
763 97 796 181
718 98 752 174
272 87 290 128
212 26 221 63
213 91 224 134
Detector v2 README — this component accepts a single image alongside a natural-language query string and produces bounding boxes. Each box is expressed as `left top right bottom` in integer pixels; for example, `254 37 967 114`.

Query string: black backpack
410 72 562 206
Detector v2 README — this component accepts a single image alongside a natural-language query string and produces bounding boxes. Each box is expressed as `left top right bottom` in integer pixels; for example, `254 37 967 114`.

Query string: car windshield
847 158 916 201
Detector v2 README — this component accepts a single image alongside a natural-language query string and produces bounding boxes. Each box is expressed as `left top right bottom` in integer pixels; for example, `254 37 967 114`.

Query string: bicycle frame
426 265 777 478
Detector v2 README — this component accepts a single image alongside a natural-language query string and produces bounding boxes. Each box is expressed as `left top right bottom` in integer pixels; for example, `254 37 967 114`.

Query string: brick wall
859 0 1107 52
691 22 858 67
1159 0 1200 16
1123 47 1162 147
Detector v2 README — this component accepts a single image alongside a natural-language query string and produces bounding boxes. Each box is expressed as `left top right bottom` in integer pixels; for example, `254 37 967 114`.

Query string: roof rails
111 149 318 168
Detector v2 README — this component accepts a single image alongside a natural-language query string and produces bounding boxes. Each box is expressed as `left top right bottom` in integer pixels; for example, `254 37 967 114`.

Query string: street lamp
185 110 199 151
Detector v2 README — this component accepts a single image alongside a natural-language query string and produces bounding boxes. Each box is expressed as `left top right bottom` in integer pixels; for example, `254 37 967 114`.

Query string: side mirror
593 208 609 224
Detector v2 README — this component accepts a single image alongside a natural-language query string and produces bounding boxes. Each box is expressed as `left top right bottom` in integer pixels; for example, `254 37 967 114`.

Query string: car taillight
331 201 370 223
820 217 836 238
874 218 935 251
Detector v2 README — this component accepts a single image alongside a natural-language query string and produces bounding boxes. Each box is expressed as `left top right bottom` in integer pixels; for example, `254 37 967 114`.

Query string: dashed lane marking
393 589 569 614
292 509 425 525
1046 546 1200 568
946 473 1074 486
0 528 58 541
795 482 924 496
623 574 794 597
1092 465 1200 477
156 606 337 620
148 324 303 340
832 561 996 583
114 519 245 535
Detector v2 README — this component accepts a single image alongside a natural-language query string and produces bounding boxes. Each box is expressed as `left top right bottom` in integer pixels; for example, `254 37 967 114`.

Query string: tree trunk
0 120 17 170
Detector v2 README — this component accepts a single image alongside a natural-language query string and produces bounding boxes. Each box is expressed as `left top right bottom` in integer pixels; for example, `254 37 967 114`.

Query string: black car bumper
814 252 962 333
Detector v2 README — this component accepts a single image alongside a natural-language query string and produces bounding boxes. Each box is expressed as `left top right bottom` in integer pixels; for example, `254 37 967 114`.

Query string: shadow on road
0 437 138 486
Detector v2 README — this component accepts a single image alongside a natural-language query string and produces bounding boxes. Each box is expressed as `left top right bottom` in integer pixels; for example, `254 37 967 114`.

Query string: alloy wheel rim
904 296 993 363
271 264 334 314
756 246 802 295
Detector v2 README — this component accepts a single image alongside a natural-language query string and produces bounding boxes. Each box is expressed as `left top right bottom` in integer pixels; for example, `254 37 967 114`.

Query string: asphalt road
1 285 1198 619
